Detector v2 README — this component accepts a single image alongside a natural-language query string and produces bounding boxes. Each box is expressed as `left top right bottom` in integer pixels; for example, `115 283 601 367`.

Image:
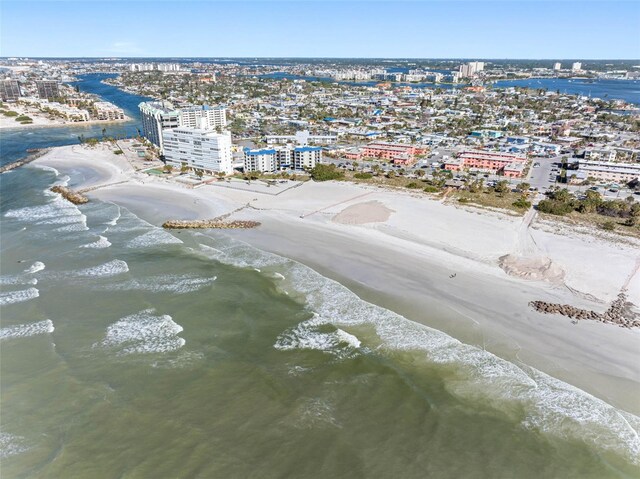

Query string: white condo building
458 61 485 78
572 62 582 72
163 128 233 175
243 148 278 173
179 105 227 130
244 146 322 173
139 101 180 152
553 62 562 71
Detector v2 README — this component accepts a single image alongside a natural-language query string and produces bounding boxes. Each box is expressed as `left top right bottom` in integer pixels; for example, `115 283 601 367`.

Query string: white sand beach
33 144 640 414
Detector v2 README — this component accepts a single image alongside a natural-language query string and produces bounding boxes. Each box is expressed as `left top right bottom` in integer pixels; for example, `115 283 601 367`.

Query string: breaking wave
80 235 111 249
0 320 54 340
203 236 640 464
24 261 46 274
74 259 129 278
95 309 185 355
0 288 39 306
101 274 216 294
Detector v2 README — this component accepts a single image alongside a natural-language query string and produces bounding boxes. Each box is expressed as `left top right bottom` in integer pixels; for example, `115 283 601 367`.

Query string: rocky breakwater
50 186 89 205
162 219 260 229
530 290 640 329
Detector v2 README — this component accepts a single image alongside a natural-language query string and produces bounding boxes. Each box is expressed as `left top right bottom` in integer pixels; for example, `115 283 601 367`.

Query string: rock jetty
0 148 50 174
162 219 260 229
50 186 89 205
530 290 640 329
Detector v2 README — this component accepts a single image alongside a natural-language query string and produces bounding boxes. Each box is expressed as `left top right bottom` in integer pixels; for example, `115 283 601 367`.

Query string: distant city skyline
1 1 639 59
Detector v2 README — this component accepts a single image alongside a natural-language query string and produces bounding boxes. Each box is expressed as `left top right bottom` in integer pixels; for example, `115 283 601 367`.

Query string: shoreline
0 116 133 131
32 144 640 415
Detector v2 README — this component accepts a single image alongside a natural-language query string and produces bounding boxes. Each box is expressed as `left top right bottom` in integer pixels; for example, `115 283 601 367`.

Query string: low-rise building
93 101 126 121
264 130 338 145
362 142 426 161
577 160 640 184
448 150 528 177
584 147 617 162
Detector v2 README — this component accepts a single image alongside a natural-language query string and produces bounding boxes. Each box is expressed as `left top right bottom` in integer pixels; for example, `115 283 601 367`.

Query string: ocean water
1 164 640 478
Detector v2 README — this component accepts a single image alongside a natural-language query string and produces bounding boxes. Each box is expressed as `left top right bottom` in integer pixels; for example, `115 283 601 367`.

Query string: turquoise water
1 74 150 165
1 164 639 478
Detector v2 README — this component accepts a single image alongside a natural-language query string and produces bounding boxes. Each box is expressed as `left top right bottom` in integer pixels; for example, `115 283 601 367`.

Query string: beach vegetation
163 164 174 174
354 172 372 180
423 185 440 193
113 150 123 155
512 196 532 209
3 110 18 117
310 164 344 182
601 221 616 231
15 115 32 122
405 182 420 189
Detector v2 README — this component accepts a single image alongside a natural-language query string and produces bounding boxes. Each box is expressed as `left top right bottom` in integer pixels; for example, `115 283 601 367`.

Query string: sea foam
0 288 39 306
0 432 29 459
4 196 87 231
74 259 129 278
80 236 111 249
24 261 45 274
102 274 216 294
0 320 54 340
126 229 183 249
210 235 640 464
96 309 185 355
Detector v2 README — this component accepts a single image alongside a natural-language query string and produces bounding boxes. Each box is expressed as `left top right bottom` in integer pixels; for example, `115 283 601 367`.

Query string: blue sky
1 1 639 59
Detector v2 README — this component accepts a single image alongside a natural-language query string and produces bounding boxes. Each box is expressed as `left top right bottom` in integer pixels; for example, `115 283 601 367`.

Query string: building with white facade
163 128 233 174
93 101 126 121
264 130 338 145
553 62 562 71
572 62 583 72
179 105 226 130
243 148 278 173
577 160 640 184
157 63 181 72
139 101 180 152
458 62 485 78
293 146 322 170
130 63 155 72
584 147 617 162
243 145 322 173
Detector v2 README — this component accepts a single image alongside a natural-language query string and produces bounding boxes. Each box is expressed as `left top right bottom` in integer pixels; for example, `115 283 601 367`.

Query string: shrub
512 196 532 209
601 221 616 231
458 197 470 203
423 185 439 193
3 110 18 117
405 182 420 189
114 150 124 155
537 199 574 216
15 115 32 122
310 164 344 182
353 172 372 180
